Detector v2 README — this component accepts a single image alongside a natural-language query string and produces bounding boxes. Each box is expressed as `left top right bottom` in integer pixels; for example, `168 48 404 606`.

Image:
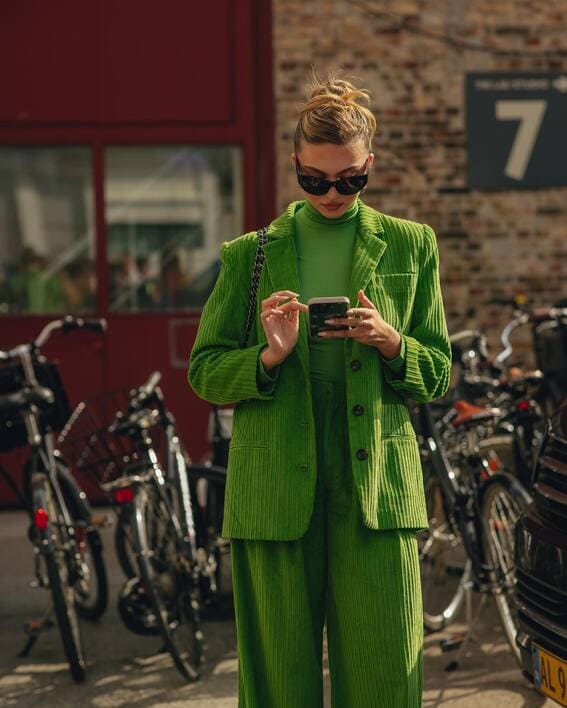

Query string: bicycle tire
114 511 138 580
419 461 471 632
31 473 86 682
131 484 203 682
74 529 108 621
480 473 531 665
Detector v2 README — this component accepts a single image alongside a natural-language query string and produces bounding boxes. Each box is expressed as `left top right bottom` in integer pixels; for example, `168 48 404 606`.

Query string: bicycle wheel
31 473 86 682
481 474 531 665
131 484 203 682
114 510 138 579
418 462 471 632
74 529 108 621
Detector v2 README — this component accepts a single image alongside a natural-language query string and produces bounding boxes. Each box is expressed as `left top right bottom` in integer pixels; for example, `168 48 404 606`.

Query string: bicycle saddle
451 400 502 429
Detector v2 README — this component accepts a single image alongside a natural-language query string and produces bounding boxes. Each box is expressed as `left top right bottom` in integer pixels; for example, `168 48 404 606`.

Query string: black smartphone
308 297 351 339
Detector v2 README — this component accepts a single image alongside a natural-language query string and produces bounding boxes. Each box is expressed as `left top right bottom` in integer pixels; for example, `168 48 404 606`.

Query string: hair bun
295 71 377 151
309 78 371 107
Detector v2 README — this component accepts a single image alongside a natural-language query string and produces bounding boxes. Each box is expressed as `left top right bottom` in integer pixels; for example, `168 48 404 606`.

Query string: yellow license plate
533 643 567 707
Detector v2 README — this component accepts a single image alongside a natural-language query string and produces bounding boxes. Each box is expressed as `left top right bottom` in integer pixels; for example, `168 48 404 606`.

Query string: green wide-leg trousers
230 377 423 707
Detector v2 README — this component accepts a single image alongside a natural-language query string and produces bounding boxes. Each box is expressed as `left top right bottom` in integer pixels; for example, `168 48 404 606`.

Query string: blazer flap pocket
375 272 417 293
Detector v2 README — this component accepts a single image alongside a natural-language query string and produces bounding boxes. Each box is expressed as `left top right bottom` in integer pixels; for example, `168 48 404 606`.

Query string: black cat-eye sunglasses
295 157 369 196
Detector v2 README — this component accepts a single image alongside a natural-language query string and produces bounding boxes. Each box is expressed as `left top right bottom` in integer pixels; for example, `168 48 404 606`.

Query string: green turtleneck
295 198 359 383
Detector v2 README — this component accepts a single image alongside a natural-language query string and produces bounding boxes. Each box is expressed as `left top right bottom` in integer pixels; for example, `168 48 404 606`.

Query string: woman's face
292 141 374 219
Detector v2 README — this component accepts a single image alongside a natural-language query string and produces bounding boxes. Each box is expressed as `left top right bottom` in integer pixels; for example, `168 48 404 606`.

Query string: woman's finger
325 317 373 327
358 289 377 309
262 292 299 309
261 308 286 320
345 307 374 318
276 300 307 313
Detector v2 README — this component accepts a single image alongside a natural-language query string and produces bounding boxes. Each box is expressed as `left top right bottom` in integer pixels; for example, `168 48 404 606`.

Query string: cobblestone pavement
0 510 556 707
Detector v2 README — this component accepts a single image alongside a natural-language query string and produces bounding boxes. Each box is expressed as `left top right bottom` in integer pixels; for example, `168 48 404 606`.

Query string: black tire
114 511 138 580
418 460 471 632
131 484 203 682
480 473 531 665
31 473 86 683
74 530 109 621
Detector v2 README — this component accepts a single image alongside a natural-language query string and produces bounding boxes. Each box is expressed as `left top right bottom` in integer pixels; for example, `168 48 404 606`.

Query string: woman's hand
319 288 402 359
260 290 309 370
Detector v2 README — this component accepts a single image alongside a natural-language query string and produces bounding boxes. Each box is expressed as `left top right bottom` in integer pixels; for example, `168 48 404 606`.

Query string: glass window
0 147 96 315
105 146 243 311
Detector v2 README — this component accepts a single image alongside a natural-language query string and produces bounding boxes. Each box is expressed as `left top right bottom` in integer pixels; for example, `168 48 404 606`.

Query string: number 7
495 100 547 180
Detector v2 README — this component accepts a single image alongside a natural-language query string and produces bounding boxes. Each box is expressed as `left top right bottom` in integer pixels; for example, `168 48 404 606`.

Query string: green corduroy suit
187 199 451 706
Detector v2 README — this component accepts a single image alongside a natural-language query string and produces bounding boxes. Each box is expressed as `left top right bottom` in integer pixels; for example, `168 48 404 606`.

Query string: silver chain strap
242 227 268 348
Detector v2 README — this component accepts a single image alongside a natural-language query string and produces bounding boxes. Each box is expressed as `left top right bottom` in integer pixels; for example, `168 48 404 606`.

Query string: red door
0 0 275 505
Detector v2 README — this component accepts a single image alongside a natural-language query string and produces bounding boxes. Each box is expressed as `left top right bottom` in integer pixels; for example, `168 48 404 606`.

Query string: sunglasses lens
335 174 368 195
298 175 330 196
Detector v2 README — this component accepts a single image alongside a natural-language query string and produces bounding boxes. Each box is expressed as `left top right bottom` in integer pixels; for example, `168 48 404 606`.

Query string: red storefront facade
0 0 275 504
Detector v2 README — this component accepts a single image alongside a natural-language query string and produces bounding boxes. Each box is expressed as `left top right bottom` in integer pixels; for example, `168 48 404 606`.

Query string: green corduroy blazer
187 199 451 540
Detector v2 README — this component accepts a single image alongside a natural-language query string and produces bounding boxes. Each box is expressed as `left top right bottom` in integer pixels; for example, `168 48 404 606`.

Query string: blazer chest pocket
373 272 417 333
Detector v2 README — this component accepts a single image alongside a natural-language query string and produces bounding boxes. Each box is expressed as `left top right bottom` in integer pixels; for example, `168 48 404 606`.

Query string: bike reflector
114 488 134 504
34 508 49 530
516 399 531 411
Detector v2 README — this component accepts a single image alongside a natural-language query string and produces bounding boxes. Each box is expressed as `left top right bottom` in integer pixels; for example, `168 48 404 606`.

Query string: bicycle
0 316 108 682
58 371 228 681
416 398 531 666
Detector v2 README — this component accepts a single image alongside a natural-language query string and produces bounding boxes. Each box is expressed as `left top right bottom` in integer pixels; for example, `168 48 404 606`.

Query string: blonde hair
294 72 377 153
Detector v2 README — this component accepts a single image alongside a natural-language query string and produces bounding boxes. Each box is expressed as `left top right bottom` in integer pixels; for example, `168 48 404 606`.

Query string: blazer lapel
348 224 388 307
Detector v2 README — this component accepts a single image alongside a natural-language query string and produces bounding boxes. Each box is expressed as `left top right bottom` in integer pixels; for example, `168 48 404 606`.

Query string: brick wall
272 0 567 362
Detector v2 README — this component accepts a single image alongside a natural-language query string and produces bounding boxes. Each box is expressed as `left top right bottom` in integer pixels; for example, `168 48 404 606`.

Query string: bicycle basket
0 357 71 453
56 388 164 489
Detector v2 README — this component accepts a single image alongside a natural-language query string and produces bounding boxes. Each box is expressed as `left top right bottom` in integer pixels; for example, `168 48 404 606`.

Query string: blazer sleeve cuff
380 334 406 377
257 346 280 393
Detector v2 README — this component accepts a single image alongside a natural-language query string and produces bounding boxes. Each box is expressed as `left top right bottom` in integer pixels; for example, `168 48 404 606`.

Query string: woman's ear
367 152 375 169
291 152 297 166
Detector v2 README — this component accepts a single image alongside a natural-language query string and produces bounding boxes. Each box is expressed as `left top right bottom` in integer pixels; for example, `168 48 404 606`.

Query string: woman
188 75 451 707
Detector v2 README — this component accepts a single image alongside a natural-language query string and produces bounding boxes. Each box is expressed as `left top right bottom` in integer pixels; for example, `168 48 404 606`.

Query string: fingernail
324 319 334 324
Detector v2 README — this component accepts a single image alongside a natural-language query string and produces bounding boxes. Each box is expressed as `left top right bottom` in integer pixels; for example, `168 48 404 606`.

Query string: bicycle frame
418 403 497 587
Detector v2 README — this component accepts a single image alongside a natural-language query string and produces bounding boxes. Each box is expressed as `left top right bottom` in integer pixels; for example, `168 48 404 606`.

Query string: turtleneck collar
301 198 359 226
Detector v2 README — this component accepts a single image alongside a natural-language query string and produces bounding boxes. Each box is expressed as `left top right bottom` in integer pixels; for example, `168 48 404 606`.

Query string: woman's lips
322 203 342 210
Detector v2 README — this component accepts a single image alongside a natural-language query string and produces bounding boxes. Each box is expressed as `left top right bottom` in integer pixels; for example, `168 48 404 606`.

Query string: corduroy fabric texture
231 377 423 707
187 199 451 539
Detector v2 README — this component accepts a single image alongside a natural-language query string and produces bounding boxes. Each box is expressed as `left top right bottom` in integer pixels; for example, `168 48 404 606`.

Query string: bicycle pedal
23 617 54 635
440 635 465 652
89 514 113 529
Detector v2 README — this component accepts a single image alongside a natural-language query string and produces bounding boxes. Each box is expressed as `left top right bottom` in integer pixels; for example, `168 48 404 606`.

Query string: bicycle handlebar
494 306 567 366
35 316 107 349
0 316 107 362
494 313 530 365
128 371 164 414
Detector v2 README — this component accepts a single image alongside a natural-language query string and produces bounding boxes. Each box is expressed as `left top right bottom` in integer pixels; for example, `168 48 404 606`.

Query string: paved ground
0 509 556 707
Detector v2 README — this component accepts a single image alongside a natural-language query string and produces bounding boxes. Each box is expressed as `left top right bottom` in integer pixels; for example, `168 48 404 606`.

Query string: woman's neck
302 199 359 226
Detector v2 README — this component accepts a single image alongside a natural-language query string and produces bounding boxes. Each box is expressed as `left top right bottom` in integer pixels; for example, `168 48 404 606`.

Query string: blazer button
352 404 364 416
356 448 368 460
350 359 361 371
